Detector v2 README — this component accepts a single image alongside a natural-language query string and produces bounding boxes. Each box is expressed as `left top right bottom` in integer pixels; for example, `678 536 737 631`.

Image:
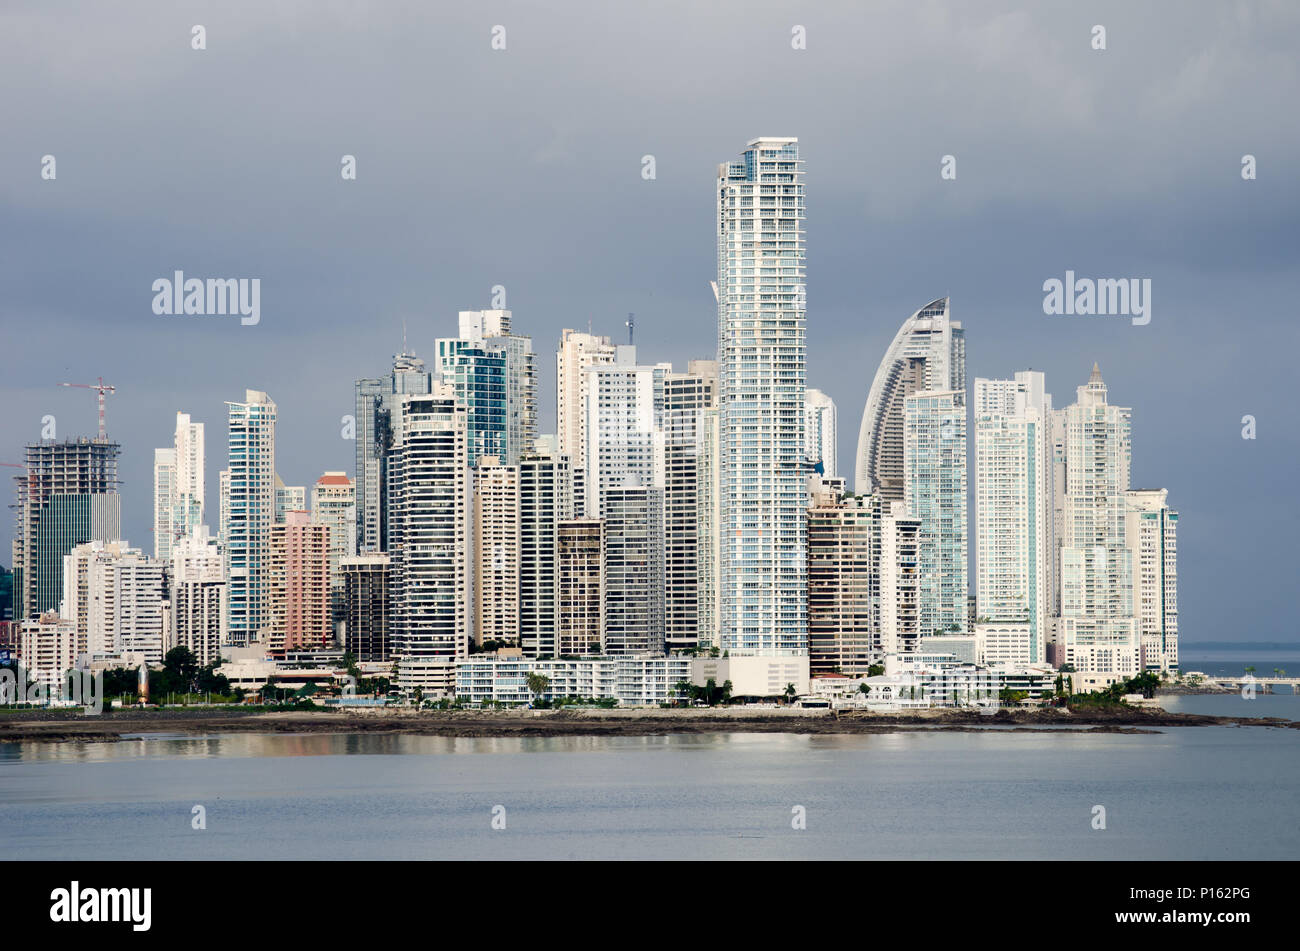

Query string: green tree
525 673 551 705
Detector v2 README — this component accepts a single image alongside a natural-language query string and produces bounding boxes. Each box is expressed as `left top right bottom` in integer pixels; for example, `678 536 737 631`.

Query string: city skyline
4 2 1298 647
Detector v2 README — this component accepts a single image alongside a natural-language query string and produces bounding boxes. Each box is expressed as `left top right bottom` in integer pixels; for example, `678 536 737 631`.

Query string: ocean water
2 727 1297 860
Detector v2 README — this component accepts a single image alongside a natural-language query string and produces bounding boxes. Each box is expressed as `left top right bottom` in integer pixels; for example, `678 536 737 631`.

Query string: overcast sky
3 0 1297 644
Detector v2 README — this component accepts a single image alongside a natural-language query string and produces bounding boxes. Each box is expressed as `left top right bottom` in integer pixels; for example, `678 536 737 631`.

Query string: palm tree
784 683 797 704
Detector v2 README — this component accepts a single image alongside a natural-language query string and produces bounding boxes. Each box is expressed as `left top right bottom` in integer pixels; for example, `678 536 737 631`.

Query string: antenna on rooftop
626 313 634 346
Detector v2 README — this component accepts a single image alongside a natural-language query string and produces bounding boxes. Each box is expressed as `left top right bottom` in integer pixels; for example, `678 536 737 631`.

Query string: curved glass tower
853 297 964 497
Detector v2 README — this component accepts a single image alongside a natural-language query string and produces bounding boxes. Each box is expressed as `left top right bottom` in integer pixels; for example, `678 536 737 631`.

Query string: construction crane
58 377 116 439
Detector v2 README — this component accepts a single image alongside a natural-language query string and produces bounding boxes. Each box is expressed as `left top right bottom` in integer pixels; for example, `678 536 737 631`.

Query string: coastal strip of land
1 704 1296 743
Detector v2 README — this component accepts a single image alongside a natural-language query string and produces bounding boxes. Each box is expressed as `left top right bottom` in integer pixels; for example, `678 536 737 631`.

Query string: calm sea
2 726 1297 860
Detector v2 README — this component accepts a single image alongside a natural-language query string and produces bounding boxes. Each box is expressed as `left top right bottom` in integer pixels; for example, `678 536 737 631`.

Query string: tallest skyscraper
716 137 807 656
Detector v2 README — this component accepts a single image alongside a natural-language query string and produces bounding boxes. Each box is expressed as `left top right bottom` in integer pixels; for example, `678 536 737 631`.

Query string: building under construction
10 437 121 619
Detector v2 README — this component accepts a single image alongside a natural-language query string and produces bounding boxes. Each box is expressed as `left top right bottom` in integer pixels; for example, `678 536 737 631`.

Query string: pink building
267 511 331 656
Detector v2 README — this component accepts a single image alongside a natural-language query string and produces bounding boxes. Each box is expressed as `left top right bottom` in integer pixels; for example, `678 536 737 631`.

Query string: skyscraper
601 485 664 655
973 371 1054 665
473 457 521 648
153 448 176 561
518 446 575 658
1055 365 1138 686
274 477 306 524
438 310 537 467
170 526 227 667
311 471 356 622
904 390 967 636
387 387 471 694
804 388 837 478
580 346 669 518
1126 488 1178 673
223 390 276 646
855 297 965 498
153 412 205 563
557 518 602 656
341 553 390 662
557 329 617 473
355 351 433 554
716 137 807 657
266 510 331 656
663 359 718 651
12 437 121 619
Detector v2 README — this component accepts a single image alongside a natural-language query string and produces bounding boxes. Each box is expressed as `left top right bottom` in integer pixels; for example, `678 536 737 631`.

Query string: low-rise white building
455 654 694 706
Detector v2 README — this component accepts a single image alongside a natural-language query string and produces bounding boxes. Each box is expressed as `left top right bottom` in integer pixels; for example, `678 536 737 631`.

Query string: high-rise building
1126 488 1178 673
1055 365 1138 686
807 492 875 676
61 539 133 657
355 351 433 554
154 412 205 561
18 612 78 692
580 346 669 518
804 388 837 478
438 310 537 466
223 390 276 646
854 297 965 498
170 526 227 667
663 359 718 651
341 553 390 662
311 472 356 622
274 477 306 525
387 387 471 693
557 518 602 656
903 390 967 636
806 482 922 669
85 543 167 665
557 329 617 473
12 437 121 620
266 511 331 656
153 449 176 561
601 485 665 655
716 137 807 658
473 457 521 647
518 447 575 658
697 406 721 649
973 371 1054 665
877 498 923 655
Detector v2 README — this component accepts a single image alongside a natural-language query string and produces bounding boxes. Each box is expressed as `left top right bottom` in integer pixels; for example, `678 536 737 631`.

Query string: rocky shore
1 704 1295 743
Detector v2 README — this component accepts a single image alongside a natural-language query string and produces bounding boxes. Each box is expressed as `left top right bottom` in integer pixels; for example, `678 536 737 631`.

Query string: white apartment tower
518 447 575 658
152 412 205 562
716 136 807 657
387 387 472 692
663 359 718 651
580 346 669 517
223 390 276 646
170 526 227 667
1126 488 1179 673
973 371 1054 665
1055 365 1139 686
557 329 617 473
804 388 837 478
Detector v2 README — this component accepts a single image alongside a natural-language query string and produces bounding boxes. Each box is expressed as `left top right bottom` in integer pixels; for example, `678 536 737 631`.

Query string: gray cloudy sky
3 1 1297 644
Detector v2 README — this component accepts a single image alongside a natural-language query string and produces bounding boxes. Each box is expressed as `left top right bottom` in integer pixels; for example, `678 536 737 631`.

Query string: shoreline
2 705 1297 743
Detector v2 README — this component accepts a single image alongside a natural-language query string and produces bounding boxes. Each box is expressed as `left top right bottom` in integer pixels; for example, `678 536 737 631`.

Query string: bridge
1207 677 1300 694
